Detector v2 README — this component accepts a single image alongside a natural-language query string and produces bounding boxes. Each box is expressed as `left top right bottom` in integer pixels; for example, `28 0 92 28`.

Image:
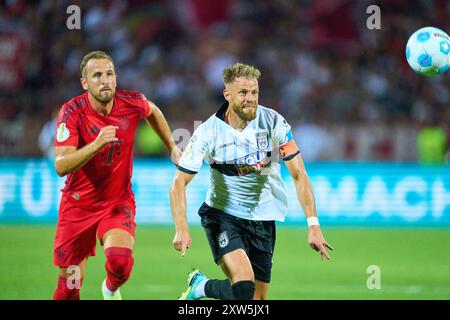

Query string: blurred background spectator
38 107 59 159
0 0 449 161
416 117 448 164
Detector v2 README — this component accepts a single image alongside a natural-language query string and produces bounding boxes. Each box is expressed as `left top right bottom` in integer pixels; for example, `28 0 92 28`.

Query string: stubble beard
232 102 257 122
91 88 114 103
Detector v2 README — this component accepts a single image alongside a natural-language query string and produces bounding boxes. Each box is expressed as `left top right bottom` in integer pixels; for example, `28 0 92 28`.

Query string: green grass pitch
0 225 449 300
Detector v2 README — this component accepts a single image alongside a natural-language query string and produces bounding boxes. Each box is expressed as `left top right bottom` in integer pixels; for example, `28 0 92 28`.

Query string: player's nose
245 97 256 104
246 93 257 102
100 74 110 84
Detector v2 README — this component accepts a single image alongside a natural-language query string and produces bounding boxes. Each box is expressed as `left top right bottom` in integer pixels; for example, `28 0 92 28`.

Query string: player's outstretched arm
54 125 118 177
145 100 182 165
284 153 334 261
169 170 195 256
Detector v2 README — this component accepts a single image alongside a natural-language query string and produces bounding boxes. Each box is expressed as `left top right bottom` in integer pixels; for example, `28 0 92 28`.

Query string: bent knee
105 247 134 280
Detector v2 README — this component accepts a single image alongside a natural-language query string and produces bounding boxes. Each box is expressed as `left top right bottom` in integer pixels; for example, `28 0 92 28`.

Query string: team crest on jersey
118 117 130 130
256 132 269 149
218 231 229 248
56 123 70 142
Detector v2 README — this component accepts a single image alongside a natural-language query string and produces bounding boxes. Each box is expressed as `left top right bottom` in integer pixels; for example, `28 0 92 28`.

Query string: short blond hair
222 63 261 85
80 51 114 78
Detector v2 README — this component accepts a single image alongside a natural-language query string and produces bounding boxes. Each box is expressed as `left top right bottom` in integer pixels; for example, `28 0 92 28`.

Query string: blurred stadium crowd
0 0 449 162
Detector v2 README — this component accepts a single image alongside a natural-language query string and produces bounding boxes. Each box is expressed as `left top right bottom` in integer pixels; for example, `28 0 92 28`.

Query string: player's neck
88 94 114 116
225 107 248 132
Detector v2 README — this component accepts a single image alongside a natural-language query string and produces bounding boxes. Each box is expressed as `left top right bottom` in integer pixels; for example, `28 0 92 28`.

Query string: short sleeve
54 104 79 147
178 124 209 174
139 96 152 119
273 112 300 161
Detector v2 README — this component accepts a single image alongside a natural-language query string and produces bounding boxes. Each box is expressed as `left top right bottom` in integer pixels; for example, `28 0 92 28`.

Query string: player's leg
216 248 256 299
53 198 98 300
102 227 135 249
102 228 135 293
206 219 277 300
247 220 276 300
179 249 255 300
254 281 270 300
219 248 254 283
53 258 88 300
58 258 88 278
179 203 255 300
97 201 136 299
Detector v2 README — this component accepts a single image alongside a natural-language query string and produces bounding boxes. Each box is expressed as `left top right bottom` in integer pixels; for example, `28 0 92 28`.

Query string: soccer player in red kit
52 51 181 300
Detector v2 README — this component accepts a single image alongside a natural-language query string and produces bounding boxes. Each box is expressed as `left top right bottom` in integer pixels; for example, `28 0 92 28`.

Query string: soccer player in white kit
170 63 333 300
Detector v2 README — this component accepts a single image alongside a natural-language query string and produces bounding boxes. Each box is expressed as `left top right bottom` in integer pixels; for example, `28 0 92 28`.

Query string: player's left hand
170 145 183 166
308 225 334 261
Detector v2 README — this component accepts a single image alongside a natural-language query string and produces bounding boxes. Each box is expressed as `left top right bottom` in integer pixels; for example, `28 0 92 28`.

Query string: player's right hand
173 229 192 256
94 125 119 149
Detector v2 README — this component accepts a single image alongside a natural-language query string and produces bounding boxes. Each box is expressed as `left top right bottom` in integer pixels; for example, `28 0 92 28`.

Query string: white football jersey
178 102 300 221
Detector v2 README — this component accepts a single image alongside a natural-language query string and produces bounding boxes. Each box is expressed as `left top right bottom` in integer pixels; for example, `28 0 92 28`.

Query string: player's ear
223 88 231 102
80 77 88 90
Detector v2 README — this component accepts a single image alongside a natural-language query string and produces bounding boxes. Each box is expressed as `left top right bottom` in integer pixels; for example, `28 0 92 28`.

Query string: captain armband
278 139 300 161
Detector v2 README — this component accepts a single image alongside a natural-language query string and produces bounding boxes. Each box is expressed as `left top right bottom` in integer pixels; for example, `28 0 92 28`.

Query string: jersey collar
215 101 229 122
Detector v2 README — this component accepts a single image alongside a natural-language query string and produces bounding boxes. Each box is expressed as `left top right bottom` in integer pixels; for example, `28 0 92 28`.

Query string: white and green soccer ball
405 26 450 76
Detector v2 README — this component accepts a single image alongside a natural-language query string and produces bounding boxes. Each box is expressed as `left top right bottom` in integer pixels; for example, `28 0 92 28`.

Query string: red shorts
53 196 136 267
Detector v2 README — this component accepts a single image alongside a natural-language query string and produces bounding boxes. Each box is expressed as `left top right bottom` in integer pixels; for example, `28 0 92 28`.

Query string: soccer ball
405 26 450 76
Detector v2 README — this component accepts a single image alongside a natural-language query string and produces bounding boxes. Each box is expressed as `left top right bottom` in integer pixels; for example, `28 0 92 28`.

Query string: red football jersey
54 90 151 210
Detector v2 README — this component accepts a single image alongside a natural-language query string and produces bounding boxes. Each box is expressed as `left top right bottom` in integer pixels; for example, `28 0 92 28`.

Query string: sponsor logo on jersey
235 151 272 175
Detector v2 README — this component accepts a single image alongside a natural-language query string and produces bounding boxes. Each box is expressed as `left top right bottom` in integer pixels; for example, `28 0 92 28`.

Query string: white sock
103 280 119 296
193 279 207 298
